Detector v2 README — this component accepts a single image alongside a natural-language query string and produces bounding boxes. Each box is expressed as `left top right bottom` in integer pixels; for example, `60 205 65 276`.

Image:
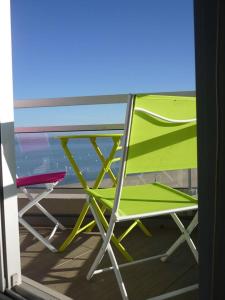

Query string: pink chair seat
16 171 66 187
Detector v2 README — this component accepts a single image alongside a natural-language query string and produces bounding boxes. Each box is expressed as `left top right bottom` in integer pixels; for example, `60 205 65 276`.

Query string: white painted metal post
0 0 22 290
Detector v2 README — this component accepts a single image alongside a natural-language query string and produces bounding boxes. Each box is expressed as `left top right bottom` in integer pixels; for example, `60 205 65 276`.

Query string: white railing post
0 0 22 290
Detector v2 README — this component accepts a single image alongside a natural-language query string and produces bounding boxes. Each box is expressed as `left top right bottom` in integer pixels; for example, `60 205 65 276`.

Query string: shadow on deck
20 221 198 300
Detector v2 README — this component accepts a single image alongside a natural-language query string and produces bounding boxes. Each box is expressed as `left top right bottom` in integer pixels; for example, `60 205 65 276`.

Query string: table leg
91 137 152 240
59 139 97 251
59 202 95 252
59 136 151 255
91 197 133 262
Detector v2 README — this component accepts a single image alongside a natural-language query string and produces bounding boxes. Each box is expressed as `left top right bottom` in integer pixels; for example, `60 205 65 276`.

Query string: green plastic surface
126 95 197 174
87 182 197 217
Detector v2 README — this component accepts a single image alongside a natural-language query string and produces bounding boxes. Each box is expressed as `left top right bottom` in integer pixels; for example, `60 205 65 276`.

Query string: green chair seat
87 182 197 218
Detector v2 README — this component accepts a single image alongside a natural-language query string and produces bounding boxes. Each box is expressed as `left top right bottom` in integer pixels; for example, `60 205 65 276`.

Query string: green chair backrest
126 94 197 174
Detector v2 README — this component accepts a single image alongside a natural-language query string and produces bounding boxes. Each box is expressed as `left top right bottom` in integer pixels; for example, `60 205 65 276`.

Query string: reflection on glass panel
15 131 197 189
125 169 197 189
15 133 66 185
15 132 121 187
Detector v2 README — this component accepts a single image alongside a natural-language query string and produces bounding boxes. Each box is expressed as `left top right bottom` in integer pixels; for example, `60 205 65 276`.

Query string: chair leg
35 202 65 230
117 220 138 242
146 284 198 300
90 198 133 262
117 219 151 243
86 207 112 279
136 219 152 237
20 186 65 230
48 222 59 240
87 203 129 300
87 196 133 280
161 212 198 262
19 185 66 250
19 186 54 217
107 243 129 300
87 203 198 300
19 217 57 252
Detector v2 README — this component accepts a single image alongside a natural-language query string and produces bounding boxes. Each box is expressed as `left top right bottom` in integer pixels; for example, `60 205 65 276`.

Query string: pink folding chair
17 171 66 252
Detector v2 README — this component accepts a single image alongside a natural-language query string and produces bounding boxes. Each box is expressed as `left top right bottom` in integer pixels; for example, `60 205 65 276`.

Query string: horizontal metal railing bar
14 91 195 109
154 90 195 96
14 94 129 109
13 91 195 133
15 123 124 133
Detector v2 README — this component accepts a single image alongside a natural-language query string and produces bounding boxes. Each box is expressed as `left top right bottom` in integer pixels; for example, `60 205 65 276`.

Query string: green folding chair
85 94 198 300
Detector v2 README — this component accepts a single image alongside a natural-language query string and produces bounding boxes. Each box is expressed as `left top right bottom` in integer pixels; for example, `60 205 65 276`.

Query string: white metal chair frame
86 95 198 300
18 180 66 253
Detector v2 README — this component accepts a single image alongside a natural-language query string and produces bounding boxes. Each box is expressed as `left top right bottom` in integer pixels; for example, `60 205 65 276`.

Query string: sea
15 133 121 187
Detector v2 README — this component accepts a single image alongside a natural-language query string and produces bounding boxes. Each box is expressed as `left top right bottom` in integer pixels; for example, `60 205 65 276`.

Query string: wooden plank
20 226 198 300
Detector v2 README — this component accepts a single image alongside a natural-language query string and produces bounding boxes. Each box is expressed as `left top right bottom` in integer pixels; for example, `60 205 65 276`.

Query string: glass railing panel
125 170 186 187
15 130 197 190
191 168 198 188
15 131 122 188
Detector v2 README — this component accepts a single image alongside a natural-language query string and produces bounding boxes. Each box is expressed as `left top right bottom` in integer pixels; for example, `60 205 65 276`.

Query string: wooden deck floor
20 222 198 300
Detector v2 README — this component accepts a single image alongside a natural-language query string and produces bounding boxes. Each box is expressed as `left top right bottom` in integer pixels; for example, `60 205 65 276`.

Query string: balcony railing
14 92 197 191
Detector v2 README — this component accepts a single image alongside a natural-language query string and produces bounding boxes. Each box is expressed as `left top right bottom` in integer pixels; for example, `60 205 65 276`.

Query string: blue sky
11 0 195 126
